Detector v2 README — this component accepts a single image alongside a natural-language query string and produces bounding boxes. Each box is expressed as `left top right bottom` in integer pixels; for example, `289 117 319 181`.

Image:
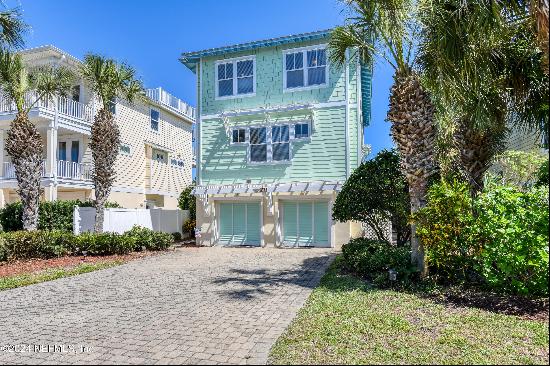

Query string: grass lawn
0 261 123 291
269 256 549 365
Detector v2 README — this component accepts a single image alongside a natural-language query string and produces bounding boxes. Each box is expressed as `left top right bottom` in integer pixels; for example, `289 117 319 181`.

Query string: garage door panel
218 202 261 246
282 200 330 247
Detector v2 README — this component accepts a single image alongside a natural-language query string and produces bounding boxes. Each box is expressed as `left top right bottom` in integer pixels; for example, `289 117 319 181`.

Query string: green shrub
0 236 7 261
342 238 413 283
473 185 549 295
124 225 173 251
0 199 121 233
413 180 549 296
76 232 135 256
412 180 480 279
0 230 77 261
172 232 182 241
536 159 549 187
183 219 196 237
178 184 196 220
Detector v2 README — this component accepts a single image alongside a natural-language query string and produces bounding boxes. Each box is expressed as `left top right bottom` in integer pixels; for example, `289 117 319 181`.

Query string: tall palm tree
419 0 549 194
330 0 437 274
0 50 74 230
80 54 144 232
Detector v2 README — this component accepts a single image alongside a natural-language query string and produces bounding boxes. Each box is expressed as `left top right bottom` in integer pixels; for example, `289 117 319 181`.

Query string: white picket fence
73 207 189 235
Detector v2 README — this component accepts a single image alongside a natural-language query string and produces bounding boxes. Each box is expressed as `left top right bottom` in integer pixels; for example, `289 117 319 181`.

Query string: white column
46 125 58 179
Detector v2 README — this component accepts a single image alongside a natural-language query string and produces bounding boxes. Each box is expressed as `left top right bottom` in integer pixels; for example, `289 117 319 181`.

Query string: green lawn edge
269 256 549 365
0 260 124 291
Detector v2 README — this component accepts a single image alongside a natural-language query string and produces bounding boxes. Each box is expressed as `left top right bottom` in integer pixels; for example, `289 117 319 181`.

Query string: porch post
46 125 58 179
0 129 4 177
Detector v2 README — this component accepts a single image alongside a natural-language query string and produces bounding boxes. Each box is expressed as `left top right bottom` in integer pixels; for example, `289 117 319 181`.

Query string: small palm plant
0 50 74 230
80 54 144 232
329 0 437 273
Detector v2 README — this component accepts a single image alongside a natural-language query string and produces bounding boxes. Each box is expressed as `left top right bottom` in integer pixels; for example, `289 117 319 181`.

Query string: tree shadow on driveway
210 252 337 300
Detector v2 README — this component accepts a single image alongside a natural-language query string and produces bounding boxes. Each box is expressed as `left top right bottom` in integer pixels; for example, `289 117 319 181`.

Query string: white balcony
2 160 93 182
0 91 94 133
146 87 196 121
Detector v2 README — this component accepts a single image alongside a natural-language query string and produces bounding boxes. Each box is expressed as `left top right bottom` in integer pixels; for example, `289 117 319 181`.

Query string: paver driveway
0 247 335 365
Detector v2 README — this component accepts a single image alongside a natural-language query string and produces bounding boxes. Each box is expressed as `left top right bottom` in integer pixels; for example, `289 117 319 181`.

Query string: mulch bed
422 287 549 322
0 251 161 278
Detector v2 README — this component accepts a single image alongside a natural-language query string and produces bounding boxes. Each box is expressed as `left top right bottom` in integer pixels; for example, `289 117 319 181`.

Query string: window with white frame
294 122 310 139
216 57 255 98
150 109 160 131
231 128 247 144
152 148 167 163
171 158 184 168
284 46 327 90
249 127 267 162
271 125 290 161
119 143 132 156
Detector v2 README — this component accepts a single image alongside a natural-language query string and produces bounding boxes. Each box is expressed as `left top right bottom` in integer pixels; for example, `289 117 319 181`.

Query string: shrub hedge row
0 226 173 262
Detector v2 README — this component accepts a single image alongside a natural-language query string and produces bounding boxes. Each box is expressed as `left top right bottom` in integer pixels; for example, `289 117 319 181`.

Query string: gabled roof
180 29 332 73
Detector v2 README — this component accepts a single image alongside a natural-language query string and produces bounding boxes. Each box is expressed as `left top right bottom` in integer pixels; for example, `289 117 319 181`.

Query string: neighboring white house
0 45 195 209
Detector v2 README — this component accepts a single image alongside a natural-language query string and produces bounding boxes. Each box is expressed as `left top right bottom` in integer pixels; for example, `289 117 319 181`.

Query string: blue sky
15 0 394 156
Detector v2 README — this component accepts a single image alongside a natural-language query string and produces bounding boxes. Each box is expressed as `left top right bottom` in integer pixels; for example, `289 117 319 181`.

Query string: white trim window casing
119 143 132 156
152 148 167 163
283 45 328 92
215 56 256 100
231 127 248 144
150 108 160 132
170 157 185 168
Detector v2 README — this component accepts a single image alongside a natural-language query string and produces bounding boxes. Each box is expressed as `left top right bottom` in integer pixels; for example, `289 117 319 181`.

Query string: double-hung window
150 109 160 131
249 127 267 162
284 46 327 90
294 122 310 139
152 148 166 163
232 128 247 144
119 143 132 156
216 57 255 98
272 125 290 161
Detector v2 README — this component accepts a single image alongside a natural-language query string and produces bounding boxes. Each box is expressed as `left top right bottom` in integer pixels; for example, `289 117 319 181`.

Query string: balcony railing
57 160 93 180
146 87 196 121
2 160 46 179
2 160 92 181
0 91 94 123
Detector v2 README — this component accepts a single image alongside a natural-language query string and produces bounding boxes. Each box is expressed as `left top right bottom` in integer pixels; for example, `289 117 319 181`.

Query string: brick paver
0 247 335 365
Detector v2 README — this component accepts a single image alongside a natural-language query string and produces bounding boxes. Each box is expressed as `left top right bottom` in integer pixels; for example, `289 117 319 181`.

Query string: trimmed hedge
0 226 173 262
0 200 121 233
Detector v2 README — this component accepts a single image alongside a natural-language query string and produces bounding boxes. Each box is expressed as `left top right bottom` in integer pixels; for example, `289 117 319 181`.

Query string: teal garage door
219 202 261 246
282 201 330 247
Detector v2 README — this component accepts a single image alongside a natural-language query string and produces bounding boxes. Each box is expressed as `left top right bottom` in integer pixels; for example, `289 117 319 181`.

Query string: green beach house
181 29 372 248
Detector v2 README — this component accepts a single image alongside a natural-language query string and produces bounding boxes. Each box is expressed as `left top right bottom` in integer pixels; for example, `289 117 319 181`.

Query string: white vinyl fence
74 207 189 235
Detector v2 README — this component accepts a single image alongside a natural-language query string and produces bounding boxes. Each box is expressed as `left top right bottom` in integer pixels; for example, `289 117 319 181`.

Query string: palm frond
0 8 28 50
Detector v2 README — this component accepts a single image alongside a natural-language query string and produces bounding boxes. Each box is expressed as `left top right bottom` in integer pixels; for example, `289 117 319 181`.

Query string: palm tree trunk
90 108 120 233
5 114 43 231
533 0 549 74
387 68 437 275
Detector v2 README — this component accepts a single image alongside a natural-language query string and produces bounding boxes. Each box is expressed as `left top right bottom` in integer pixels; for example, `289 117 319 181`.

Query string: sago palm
0 50 74 230
419 0 549 193
330 0 437 273
80 54 144 232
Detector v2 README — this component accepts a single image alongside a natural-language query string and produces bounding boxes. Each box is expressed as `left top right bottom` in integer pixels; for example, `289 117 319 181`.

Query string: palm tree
329 0 437 274
80 54 144 232
0 50 74 230
419 0 549 194
0 7 28 50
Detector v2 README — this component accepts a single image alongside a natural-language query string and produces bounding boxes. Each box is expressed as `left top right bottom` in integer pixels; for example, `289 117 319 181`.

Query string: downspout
344 49 350 178
197 59 203 186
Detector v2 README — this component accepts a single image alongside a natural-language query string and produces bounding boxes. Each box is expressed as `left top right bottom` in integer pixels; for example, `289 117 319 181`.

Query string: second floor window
284 47 327 90
216 57 255 98
272 125 290 161
232 128 247 143
150 109 160 131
